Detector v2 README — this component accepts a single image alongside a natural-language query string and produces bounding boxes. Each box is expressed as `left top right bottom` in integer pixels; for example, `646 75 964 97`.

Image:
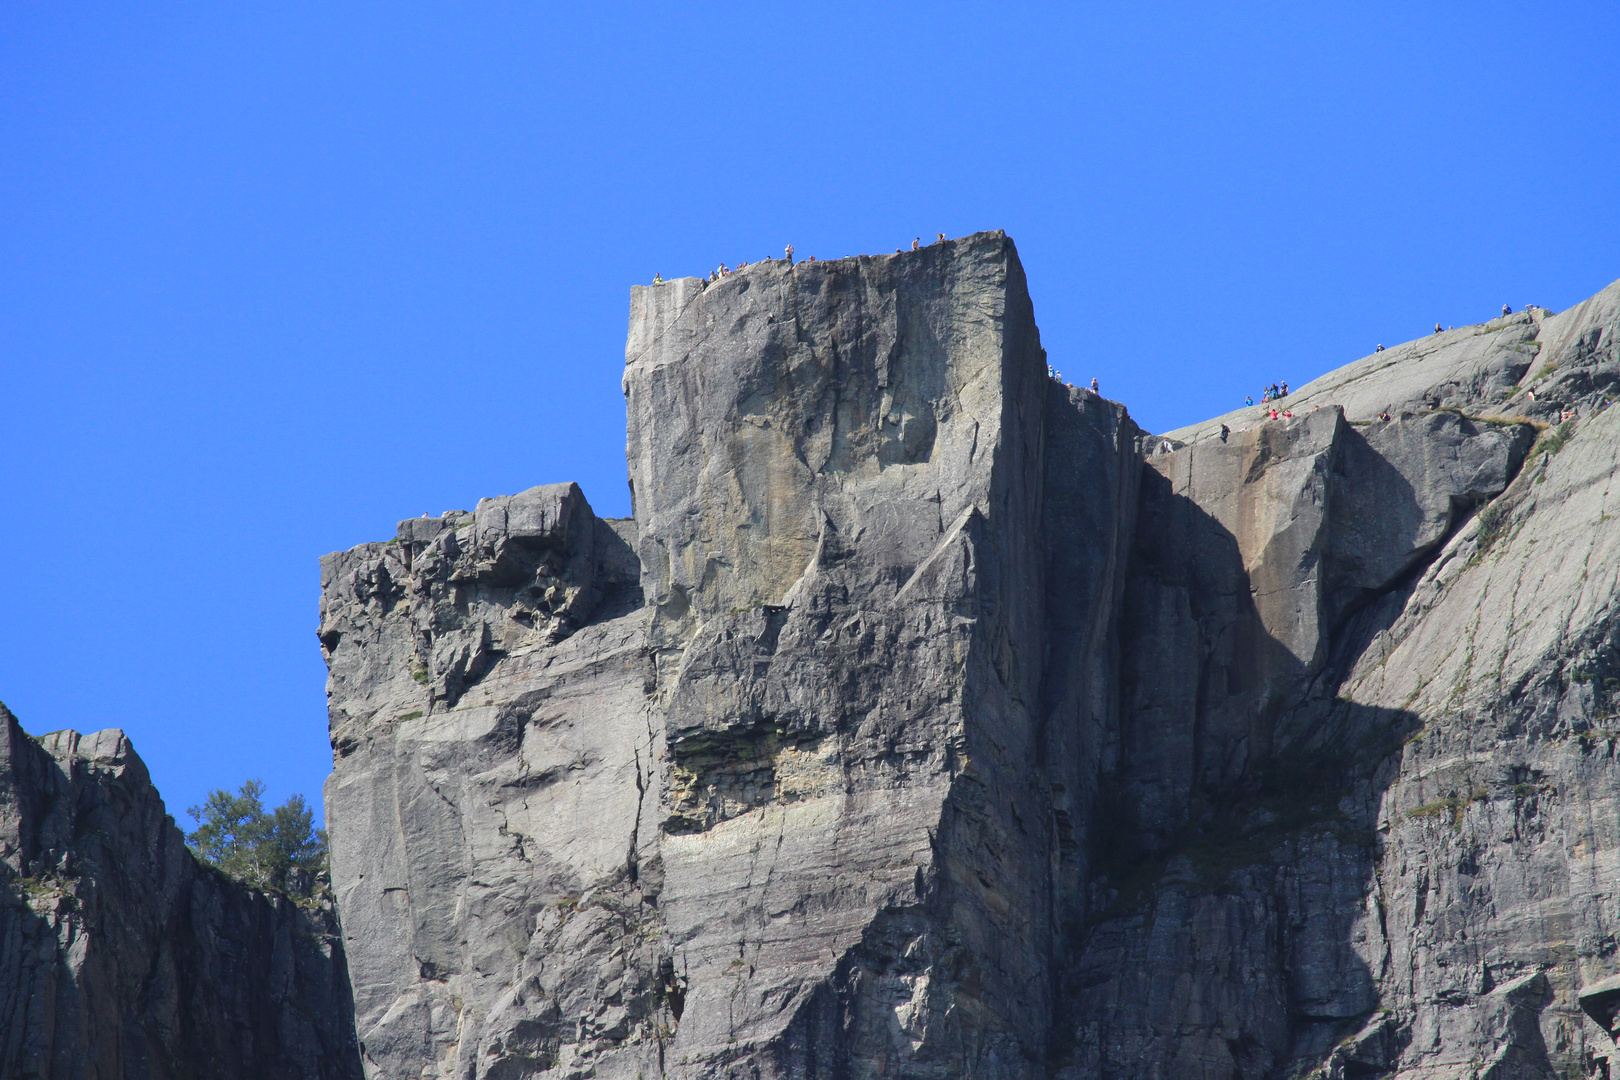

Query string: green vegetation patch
1537 419 1576 457
187 779 328 898
1475 503 1509 553
1407 785 1488 828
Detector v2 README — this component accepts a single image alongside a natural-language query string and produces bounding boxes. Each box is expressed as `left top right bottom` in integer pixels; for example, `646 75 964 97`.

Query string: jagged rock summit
4 232 1619 1080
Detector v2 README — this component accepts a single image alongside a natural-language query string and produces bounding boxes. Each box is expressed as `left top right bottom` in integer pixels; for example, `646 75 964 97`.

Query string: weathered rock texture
0 703 360 1079
304 241 1619 1080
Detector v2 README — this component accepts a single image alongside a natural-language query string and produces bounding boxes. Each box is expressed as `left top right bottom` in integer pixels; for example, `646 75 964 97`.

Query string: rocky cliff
6 231 1616 1080
318 235 1620 1079
312 236 1620 1080
0 703 360 1079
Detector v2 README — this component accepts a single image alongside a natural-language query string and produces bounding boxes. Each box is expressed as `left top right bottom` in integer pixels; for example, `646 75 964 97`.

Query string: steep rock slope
319 483 658 1080
323 234 1143 1078
1060 283 1620 1079
321 236 1620 1080
0 704 360 1080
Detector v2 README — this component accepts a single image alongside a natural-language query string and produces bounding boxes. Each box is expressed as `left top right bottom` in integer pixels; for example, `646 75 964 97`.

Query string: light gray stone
304 251 1620 1080
10 242 1620 1079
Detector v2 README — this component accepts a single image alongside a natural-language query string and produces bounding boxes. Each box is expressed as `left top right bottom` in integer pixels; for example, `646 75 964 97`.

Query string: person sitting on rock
1503 303 1512 316
936 232 945 243
653 272 664 284
911 238 920 250
1376 344 1384 352
1280 381 1289 396
1435 322 1443 334
1246 395 1254 406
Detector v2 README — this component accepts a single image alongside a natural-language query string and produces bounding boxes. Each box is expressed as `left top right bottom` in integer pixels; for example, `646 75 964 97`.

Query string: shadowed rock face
317 243 1620 1080
0 705 360 1080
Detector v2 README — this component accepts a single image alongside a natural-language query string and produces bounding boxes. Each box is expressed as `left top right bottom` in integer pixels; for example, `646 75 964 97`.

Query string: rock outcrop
10 232 1616 1079
0 703 360 1079
320 234 1145 1077
319 236 1620 1079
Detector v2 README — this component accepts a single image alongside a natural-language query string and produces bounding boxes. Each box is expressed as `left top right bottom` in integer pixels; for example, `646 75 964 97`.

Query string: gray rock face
319 483 654 1080
0 703 359 1080
316 243 1620 1080
323 234 1145 1078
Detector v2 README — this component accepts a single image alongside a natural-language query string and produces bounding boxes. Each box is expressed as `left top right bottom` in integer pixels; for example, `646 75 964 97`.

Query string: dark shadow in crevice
1050 459 1423 1080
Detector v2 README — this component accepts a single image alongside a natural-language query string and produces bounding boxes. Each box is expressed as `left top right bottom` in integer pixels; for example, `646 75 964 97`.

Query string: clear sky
3 2 1618 827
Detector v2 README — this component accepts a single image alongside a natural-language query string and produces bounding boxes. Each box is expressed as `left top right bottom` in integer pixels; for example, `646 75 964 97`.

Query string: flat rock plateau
5 232 1620 1080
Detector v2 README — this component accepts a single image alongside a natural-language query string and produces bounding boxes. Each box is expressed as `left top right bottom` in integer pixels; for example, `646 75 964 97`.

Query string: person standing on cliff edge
785 244 794 263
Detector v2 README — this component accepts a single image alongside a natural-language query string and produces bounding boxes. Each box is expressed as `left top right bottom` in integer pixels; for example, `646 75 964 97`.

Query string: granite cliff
317 234 1620 1080
0 704 360 1079
4 232 1618 1079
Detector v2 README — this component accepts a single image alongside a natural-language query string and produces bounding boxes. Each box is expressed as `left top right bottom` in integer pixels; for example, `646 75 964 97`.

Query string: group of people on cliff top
652 234 951 286
1245 381 1289 408
1047 366 1101 396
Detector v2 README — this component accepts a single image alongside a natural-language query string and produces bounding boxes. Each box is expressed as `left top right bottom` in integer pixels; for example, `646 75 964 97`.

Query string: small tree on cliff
186 779 327 896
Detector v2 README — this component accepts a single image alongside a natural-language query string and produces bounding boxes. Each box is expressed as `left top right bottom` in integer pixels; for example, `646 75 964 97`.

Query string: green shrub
1539 420 1575 457
1475 503 1508 552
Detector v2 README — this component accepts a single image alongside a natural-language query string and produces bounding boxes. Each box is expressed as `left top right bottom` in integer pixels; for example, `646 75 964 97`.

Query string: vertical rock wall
322 234 1146 1078
624 233 1073 1078
1057 282 1620 1080
7 238 1618 1078
317 243 1620 1080
0 704 360 1080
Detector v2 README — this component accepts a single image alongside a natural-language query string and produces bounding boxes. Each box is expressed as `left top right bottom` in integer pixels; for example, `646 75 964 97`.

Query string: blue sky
3 2 1617 826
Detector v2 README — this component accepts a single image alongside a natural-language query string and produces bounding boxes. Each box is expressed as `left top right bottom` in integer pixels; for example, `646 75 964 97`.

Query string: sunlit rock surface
314 243 1620 1080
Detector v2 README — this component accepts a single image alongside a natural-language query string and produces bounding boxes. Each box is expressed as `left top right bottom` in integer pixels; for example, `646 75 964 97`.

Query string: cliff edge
315 238 1620 1080
0 703 361 1079
318 236 1620 1079
5 233 1616 1080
